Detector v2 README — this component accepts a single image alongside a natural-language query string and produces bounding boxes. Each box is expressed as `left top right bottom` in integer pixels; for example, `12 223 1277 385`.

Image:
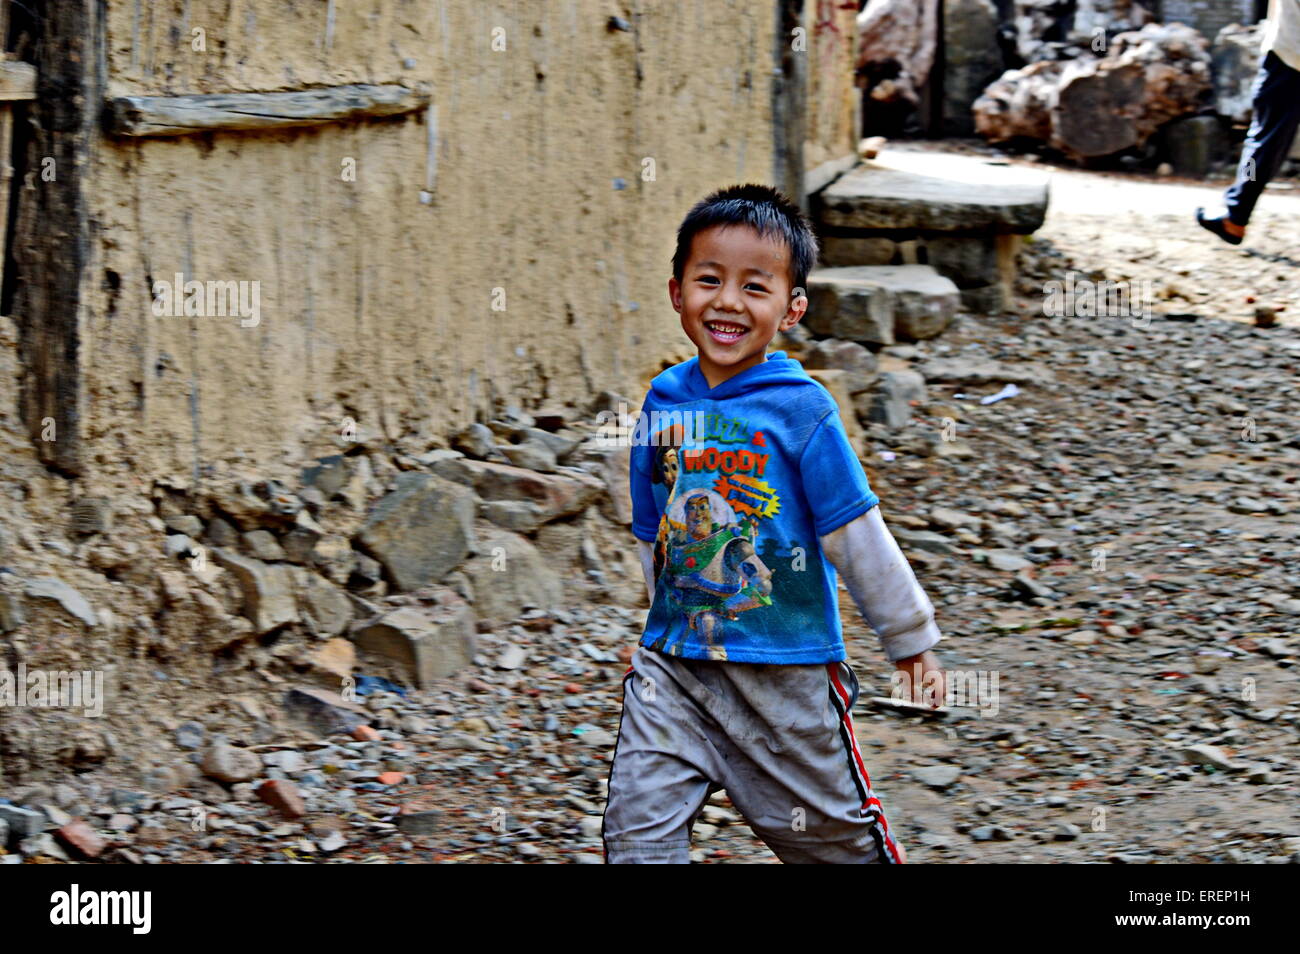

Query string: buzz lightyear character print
647 487 773 660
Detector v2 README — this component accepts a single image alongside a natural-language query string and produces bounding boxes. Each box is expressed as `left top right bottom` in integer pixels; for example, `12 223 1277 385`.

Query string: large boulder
210 550 298 634
355 472 478 592
975 22 1212 161
460 528 562 628
856 0 940 131
352 595 477 688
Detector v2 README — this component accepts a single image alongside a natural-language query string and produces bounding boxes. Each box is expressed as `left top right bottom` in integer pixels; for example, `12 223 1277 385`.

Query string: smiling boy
601 184 946 864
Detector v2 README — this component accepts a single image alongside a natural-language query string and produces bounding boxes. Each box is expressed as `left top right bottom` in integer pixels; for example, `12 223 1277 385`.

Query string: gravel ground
5 149 1298 865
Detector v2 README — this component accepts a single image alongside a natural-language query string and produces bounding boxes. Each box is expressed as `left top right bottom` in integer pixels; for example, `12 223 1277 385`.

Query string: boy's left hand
892 649 945 709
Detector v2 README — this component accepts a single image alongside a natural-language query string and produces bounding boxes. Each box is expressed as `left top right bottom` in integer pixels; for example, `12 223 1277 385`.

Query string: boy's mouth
704 320 748 344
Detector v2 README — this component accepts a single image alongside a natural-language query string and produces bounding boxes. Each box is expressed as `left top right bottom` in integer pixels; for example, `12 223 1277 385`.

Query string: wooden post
11 0 99 476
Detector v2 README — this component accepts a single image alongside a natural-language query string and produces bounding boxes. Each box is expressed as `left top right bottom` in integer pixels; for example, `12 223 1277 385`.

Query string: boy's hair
671 183 819 295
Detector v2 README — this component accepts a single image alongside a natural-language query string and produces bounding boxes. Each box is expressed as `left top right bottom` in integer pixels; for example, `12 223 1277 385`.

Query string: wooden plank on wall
107 83 430 138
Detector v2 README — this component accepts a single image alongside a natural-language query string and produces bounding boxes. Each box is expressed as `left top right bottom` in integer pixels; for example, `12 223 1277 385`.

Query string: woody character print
647 423 779 660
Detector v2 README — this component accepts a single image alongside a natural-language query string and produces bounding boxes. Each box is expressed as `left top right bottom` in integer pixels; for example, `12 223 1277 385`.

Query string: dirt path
6 147 1297 866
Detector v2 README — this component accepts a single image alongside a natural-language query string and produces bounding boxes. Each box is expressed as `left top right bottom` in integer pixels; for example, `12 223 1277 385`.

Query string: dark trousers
1223 51 1300 226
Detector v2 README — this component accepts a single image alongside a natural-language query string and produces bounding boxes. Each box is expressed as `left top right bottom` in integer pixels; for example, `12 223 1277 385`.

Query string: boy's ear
782 287 808 329
668 276 683 313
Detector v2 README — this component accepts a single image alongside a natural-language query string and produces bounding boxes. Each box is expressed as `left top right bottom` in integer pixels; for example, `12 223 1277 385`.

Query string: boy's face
669 224 807 390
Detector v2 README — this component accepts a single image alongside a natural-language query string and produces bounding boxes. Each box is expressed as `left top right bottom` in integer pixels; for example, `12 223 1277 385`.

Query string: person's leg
601 647 724 863
690 657 904 864
1223 51 1300 227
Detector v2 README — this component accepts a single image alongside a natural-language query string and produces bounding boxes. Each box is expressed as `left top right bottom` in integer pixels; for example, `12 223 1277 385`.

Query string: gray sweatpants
601 645 903 864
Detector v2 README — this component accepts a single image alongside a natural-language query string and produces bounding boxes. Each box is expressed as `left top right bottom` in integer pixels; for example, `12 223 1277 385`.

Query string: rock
19 832 68 860
987 550 1033 572
283 686 370 737
302 637 356 682
1181 744 1242 772
913 765 962 789
1011 572 1055 601
479 500 551 534
577 727 616 748
800 338 879 395
55 819 107 858
208 478 304 530
164 514 204 536
1068 0 1155 46
352 597 477 688
970 824 1013 841
175 721 206 750
0 804 45 844
281 510 325 564
918 356 1055 387
928 507 981 531
497 644 526 670
355 472 478 592
849 266 962 341
805 271 895 345
452 423 497 459
1053 822 1082 841
396 806 442 835
300 454 351 499
203 515 240 548
22 578 98 627
211 549 298 634
891 527 955 555
428 457 603 528
300 574 354 637
163 535 193 564
499 440 557 473
242 529 286 561
257 779 307 819
318 831 347 853
942 0 1004 135
200 740 263 784
869 370 927 428
976 23 1212 162
460 529 561 629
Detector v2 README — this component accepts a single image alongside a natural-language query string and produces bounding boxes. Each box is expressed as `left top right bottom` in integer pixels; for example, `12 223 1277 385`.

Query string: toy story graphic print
640 415 832 662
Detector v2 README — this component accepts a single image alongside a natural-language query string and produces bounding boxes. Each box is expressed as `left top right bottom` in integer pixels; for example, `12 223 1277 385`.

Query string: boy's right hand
892 649 946 709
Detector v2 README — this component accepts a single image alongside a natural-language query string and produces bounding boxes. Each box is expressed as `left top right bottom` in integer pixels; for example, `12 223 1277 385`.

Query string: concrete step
814 150 1050 234
811 150 1050 313
805 265 960 346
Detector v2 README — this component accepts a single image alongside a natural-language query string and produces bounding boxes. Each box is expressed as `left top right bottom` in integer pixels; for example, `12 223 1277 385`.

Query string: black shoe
1196 207 1244 246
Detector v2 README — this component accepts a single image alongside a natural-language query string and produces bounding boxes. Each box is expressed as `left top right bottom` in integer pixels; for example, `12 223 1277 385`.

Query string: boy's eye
696 276 767 292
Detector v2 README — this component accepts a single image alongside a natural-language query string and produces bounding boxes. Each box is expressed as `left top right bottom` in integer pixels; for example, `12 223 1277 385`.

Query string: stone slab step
806 265 960 345
815 150 1049 234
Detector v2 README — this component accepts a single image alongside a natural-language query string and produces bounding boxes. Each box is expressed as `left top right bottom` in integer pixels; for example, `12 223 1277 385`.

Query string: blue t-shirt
629 350 880 664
